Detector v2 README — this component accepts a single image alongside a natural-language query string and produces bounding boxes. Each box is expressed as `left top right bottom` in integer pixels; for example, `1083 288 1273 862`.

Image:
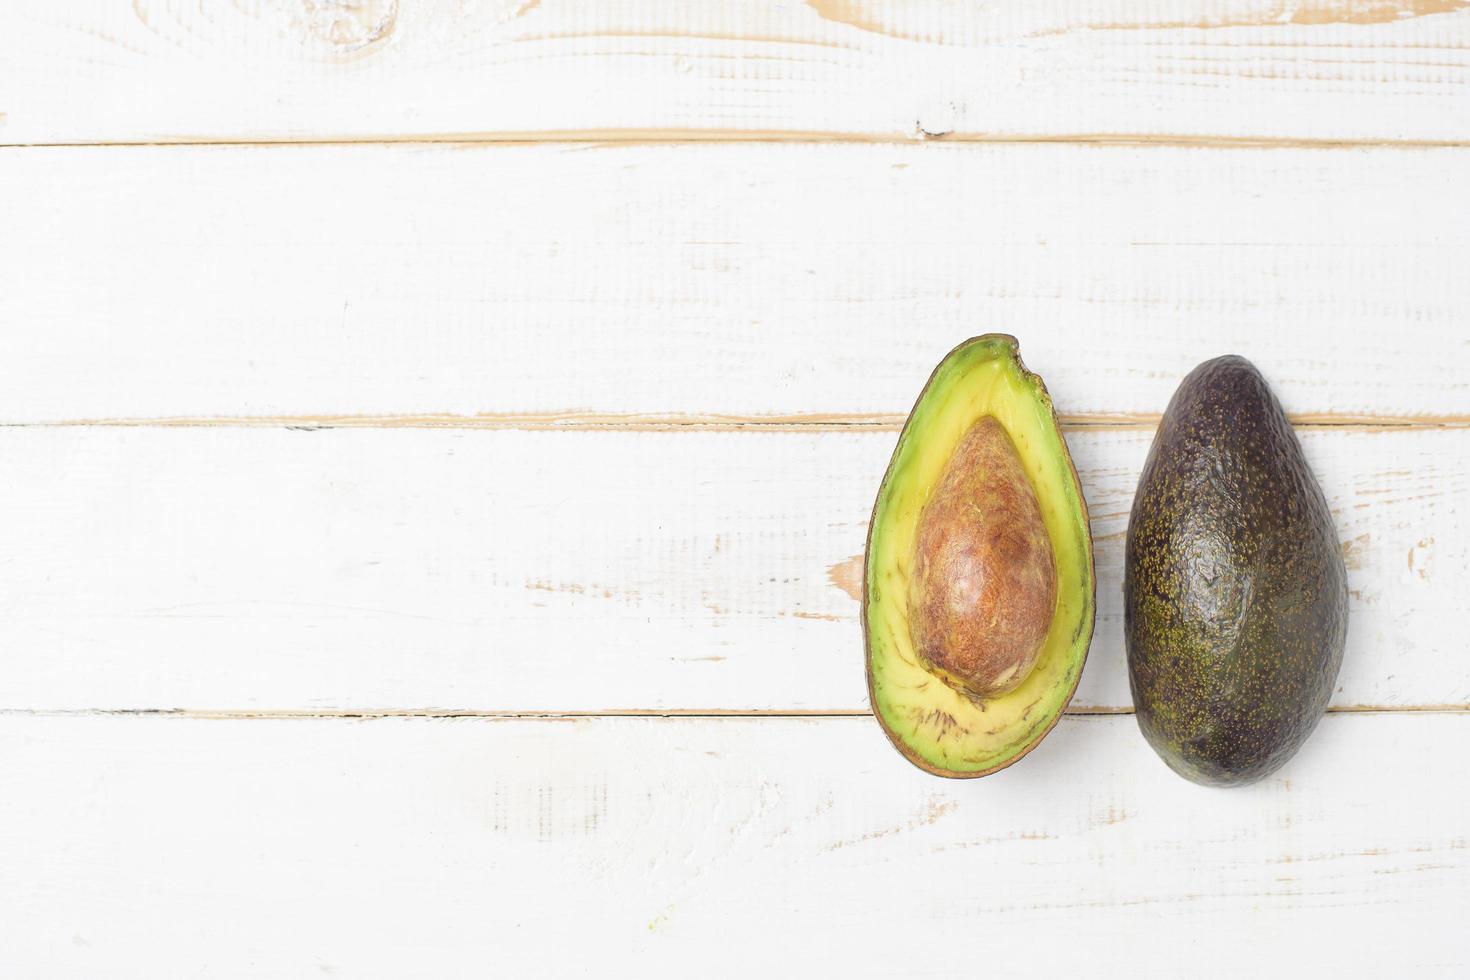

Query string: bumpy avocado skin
1124 356 1348 787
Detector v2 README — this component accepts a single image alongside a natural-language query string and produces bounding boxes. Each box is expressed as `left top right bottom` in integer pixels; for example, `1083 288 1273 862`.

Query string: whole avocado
1125 356 1347 786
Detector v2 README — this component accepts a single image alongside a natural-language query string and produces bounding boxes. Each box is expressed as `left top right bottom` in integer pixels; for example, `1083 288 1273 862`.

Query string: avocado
1124 356 1348 786
865 335 1096 778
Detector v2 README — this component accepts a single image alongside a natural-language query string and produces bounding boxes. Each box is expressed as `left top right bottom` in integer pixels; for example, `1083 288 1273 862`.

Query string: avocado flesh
1124 356 1348 787
866 336 1095 778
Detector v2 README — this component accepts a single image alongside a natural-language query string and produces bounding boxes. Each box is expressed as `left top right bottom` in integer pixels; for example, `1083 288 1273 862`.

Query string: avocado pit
907 415 1058 699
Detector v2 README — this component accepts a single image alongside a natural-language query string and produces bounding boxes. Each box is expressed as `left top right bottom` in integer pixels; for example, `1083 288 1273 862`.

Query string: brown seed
907 416 1057 698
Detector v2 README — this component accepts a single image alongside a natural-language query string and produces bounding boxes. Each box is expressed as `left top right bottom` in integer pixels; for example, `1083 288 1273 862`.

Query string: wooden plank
1 143 1467 423
3 2 1469 144
1 425 1462 713
1 712 1464 977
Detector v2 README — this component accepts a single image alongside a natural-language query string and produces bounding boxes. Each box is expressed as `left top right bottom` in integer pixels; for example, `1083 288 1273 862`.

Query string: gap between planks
5 133 1470 150
2 706 1465 721
12 412 1470 433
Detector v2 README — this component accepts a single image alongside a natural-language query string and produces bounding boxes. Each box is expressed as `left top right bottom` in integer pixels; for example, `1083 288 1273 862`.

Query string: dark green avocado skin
1124 356 1348 787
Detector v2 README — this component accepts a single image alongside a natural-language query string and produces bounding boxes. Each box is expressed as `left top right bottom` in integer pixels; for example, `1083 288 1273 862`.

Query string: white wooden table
2 2 1467 976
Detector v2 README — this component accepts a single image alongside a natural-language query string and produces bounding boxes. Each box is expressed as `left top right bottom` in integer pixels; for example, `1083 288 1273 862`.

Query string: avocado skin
1124 356 1348 786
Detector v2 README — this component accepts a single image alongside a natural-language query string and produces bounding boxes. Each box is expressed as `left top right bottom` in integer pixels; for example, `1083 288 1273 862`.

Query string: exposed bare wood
18 412 1470 431
2 704 1465 721
7 133 1470 149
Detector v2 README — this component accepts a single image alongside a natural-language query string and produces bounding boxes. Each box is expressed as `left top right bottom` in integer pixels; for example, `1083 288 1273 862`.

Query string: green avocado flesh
1125 356 1348 787
865 336 1095 778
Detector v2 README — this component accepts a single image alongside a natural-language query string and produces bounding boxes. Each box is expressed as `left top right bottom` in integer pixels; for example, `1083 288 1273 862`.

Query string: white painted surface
2 144 1467 423
0 425 1462 713
3 0 1469 143
3 4 1467 974
2 713 1466 979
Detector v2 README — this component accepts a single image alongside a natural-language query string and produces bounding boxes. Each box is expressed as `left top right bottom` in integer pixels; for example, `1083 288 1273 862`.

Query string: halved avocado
865 335 1095 777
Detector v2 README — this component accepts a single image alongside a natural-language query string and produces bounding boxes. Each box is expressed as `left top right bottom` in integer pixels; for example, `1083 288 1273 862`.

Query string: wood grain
5 6 1465 969
1 425 1461 713
3 1 1469 144
2 143 1467 423
2 712 1464 977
